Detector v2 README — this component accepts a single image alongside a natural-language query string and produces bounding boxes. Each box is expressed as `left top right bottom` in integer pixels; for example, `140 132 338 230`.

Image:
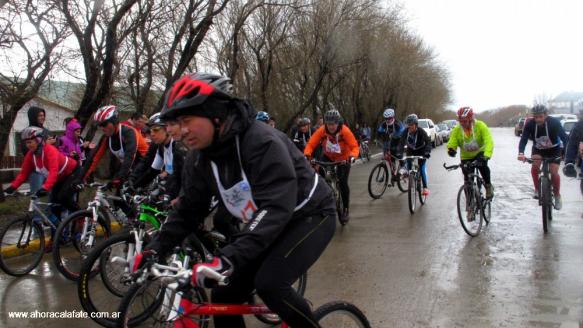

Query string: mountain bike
525 157 561 233
0 193 71 276
403 156 427 214
52 182 133 281
368 152 408 199
444 160 491 237
77 187 169 328
118 253 369 328
313 160 347 224
359 139 371 162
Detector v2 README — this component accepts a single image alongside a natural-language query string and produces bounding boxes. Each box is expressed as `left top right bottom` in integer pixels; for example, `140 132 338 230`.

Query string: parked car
515 117 526 136
550 113 578 123
418 118 439 147
441 119 458 130
562 119 578 137
437 123 451 142
434 125 443 146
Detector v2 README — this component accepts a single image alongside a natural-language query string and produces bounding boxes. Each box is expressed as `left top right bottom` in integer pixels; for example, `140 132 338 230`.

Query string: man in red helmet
136 73 336 328
447 106 495 199
80 105 149 189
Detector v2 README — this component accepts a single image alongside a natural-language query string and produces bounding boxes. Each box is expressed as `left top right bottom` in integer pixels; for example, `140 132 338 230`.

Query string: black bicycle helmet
405 114 418 125
324 109 341 124
160 73 236 120
531 104 548 114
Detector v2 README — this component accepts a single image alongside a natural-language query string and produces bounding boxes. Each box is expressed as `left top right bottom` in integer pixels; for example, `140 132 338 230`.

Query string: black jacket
398 127 432 156
565 119 583 164
518 116 568 153
130 139 187 198
150 101 335 269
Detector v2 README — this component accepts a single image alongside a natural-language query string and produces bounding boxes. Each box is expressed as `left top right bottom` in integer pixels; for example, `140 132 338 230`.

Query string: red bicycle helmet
161 73 235 120
94 105 119 124
457 107 474 121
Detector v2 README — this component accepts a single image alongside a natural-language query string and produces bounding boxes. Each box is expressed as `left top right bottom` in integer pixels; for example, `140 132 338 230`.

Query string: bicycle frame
27 197 59 231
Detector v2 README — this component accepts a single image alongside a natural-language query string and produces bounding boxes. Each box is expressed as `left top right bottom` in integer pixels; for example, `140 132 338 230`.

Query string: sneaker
421 188 430 196
533 190 539 199
554 195 562 210
486 184 494 199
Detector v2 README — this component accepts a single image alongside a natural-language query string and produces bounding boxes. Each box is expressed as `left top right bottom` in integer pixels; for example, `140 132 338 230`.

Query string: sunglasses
150 126 165 133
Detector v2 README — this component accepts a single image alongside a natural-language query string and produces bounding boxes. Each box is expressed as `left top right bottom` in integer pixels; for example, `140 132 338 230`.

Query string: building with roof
548 91 583 115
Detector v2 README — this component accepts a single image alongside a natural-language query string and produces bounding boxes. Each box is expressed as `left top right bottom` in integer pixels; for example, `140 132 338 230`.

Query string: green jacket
447 120 494 160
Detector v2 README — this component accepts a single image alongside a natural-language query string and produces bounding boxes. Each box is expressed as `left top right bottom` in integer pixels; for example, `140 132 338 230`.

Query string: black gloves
4 186 16 195
35 188 49 197
447 148 457 157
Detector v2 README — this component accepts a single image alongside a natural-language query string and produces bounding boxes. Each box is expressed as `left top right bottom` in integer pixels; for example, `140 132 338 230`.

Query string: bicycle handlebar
148 262 229 286
523 157 562 164
311 160 347 166
402 156 426 160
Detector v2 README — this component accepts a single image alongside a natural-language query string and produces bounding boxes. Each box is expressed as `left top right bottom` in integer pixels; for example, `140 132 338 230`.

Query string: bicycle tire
418 177 426 205
482 199 491 225
118 279 209 328
408 173 417 214
335 182 345 224
53 209 111 281
457 184 482 236
396 171 408 193
314 301 371 328
540 177 551 233
78 232 135 328
251 272 308 325
0 216 45 276
367 163 389 199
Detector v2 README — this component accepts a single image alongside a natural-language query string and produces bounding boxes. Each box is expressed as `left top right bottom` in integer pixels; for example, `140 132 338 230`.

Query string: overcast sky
399 0 583 112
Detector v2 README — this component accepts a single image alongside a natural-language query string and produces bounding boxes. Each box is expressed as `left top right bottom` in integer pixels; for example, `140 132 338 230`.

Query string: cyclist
304 109 359 223
398 114 431 196
447 106 494 199
518 105 568 209
563 119 583 179
377 107 406 171
255 111 270 123
291 117 314 152
129 113 186 199
5 127 80 221
135 73 335 328
79 105 149 189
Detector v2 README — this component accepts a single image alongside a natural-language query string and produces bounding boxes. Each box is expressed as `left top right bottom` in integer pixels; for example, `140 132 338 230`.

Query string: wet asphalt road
1 127 582 327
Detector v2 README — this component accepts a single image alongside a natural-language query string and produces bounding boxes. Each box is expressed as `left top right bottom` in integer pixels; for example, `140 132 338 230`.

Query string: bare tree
0 0 68 199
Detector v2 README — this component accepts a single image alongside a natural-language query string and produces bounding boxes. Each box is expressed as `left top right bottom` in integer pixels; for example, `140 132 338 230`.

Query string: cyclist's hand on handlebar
4 186 16 195
424 152 431 159
35 188 49 197
132 249 158 273
348 156 355 164
192 256 233 288
447 148 457 158
517 154 526 162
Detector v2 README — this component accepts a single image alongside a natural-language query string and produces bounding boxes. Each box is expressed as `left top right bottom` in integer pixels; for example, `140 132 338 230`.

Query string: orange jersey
304 125 359 162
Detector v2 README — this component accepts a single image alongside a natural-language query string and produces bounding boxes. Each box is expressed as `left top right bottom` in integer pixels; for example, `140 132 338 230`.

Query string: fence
0 156 24 169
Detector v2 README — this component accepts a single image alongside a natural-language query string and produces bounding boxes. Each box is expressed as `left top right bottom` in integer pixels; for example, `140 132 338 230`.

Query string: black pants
212 213 336 328
323 155 351 210
49 166 81 219
461 158 491 185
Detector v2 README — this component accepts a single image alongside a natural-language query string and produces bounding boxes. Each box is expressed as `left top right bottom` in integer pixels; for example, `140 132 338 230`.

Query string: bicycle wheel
457 184 483 236
364 145 370 162
314 301 371 328
0 216 45 276
53 209 111 281
396 168 408 193
367 163 388 199
418 178 426 205
408 173 417 214
482 199 492 225
78 232 135 328
540 177 551 233
335 182 345 224
118 279 209 328
251 272 308 325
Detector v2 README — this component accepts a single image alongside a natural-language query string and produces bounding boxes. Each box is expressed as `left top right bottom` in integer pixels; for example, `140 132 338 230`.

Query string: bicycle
118 252 370 328
444 160 491 237
77 186 169 328
313 160 347 225
359 139 371 162
0 193 69 276
367 152 408 199
52 182 130 281
524 157 561 233
403 156 427 214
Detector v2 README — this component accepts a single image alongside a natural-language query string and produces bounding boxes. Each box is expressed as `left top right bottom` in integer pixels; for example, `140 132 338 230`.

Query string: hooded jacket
58 119 83 160
149 101 335 269
21 106 50 155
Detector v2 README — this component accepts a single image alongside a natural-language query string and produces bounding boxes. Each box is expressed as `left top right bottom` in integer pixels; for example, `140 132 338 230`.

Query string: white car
418 119 439 147
436 123 451 142
550 113 578 123
562 119 578 137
